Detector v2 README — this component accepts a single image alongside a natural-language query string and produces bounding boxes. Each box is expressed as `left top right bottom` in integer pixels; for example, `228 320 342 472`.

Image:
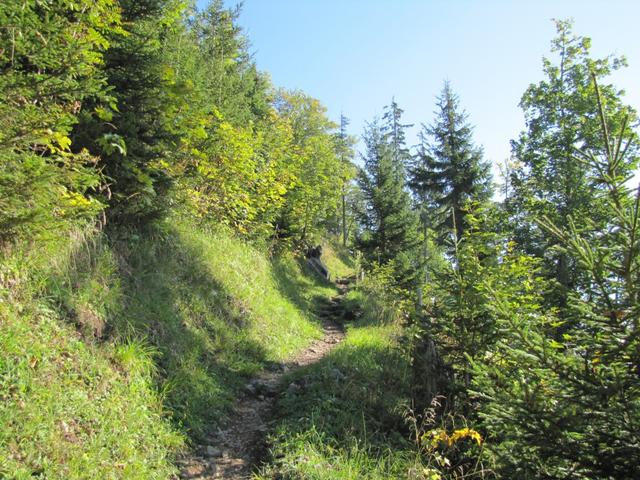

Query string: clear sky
198 0 640 179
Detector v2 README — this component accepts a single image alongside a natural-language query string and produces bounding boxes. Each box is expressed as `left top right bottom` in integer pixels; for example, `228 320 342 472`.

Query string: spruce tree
0 1 121 244
473 84 640 476
357 103 420 288
383 99 413 172
335 114 357 245
72 0 183 223
410 81 492 244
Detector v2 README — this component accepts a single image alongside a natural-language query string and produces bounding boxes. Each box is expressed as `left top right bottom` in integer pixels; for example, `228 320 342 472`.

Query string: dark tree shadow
114 226 274 441
47 223 273 443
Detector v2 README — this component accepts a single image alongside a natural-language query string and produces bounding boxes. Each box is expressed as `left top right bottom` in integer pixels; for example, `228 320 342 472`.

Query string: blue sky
198 0 640 179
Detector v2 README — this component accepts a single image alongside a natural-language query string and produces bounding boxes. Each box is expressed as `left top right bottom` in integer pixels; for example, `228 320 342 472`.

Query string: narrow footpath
177 285 348 480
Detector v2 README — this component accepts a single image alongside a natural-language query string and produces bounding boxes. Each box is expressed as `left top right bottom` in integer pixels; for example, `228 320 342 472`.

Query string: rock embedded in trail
244 383 257 396
206 446 222 458
287 382 301 394
245 378 277 398
179 460 210 479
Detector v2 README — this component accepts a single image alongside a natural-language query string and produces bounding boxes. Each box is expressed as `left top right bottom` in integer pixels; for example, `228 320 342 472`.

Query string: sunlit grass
0 300 182 479
1 216 337 478
320 238 356 280
256 314 419 479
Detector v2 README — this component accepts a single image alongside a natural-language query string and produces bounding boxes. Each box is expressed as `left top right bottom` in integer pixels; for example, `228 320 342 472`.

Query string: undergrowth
256 264 489 480
256 277 420 479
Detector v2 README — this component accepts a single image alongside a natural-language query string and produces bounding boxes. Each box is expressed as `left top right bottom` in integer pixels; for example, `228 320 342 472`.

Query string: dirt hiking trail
176 283 348 479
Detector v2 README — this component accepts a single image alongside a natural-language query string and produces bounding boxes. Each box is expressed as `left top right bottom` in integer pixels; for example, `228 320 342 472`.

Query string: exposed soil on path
176 284 348 480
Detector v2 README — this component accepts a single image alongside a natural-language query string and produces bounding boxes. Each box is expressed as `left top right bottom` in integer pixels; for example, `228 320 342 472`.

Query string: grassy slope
0 296 182 479
319 240 356 281
110 221 332 438
0 218 335 479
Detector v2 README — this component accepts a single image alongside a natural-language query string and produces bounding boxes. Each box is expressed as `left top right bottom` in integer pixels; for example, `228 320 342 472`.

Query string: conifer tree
473 82 640 476
73 0 184 223
195 0 271 125
336 114 357 245
0 0 122 244
383 99 413 172
410 82 492 244
357 103 420 288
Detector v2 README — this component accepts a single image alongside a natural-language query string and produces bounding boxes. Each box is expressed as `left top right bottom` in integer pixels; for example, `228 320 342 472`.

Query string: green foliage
332 114 358 245
356 262 411 325
0 0 122 245
257 319 415 479
357 104 421 288
175 108 298 236
509 19 639 312
157 12 344 241
470 79 640 478
157 0 293 236
72 0 187 223
275 90 349 243
2 0 347 240
409 81 493 245
406 25 640 480
194 0 271 124
419 203 503 402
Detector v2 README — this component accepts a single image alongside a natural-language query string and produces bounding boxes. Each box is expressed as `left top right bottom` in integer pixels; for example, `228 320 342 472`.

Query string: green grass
258 429 419 480
0 216 336 478
0 294 182 479
320 238 355 280
256 315 422 479
108 220 329 437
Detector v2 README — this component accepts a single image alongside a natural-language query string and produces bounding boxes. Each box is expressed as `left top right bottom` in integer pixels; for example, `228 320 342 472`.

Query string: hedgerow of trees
1 0 352 250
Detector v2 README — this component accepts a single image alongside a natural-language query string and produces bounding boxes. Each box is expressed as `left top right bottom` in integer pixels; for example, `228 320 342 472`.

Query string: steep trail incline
177 285 348 480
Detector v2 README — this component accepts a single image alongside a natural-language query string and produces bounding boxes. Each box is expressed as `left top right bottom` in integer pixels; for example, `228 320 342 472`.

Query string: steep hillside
0 219 337 479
